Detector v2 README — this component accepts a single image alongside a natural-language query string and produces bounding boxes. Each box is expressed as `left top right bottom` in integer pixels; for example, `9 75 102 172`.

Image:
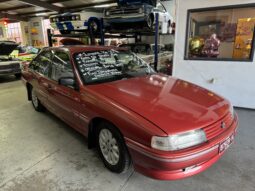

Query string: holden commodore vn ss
21 46 238 180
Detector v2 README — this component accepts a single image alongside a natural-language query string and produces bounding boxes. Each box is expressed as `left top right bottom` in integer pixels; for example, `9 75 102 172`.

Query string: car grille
0 63 20 70
203 112 233 140
108 7 141 16
51 15 80 22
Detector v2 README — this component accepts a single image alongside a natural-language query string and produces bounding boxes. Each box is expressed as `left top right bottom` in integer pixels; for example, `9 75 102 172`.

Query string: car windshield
74 49 155 85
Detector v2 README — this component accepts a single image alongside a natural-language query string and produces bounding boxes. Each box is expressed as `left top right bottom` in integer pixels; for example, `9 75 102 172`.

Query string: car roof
45 45 127 54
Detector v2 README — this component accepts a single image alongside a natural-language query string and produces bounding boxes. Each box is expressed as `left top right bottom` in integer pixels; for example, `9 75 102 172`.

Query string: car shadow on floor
0 76 20 83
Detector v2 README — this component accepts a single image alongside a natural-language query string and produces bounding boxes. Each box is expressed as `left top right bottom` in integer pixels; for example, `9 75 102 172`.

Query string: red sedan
21 46 238 180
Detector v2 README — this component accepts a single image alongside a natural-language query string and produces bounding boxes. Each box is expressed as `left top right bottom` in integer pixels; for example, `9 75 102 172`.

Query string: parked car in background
119 43 173 75
0 41 22 79
104 0 172 33
50 11 102 34
11 46 40 62
22 45 238 180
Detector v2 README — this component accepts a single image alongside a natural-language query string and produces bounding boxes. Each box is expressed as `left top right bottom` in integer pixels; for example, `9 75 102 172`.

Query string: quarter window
156 3 166 13
30 50 52 76
51 51 73 81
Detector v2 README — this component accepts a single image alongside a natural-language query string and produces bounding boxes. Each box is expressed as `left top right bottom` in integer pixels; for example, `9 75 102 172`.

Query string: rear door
28 50 53 109
47 49 83 131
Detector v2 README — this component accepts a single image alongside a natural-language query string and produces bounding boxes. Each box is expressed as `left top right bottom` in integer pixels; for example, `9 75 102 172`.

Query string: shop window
7 22 22 43
185 5 255 61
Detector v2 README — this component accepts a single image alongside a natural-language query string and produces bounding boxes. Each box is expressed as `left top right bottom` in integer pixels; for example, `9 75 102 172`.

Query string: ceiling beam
65 1 116 11
0 13 28 21
0 0 70 12
0 5 31 12
17 10 53 16
16 0 116 17
18 0 62 12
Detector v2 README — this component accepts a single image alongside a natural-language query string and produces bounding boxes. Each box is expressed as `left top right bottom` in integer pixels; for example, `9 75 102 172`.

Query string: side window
156 3 166 13
29 50 52 76
51 51 73 82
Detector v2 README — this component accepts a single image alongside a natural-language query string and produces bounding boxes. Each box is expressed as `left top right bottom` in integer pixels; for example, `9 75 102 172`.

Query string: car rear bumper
125 115 238 180
0 68 21 76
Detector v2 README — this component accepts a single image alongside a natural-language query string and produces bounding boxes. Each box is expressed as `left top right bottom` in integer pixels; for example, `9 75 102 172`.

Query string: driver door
47 49 83 131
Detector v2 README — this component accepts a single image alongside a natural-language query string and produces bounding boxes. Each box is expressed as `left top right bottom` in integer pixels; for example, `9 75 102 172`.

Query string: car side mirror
59 77 78 90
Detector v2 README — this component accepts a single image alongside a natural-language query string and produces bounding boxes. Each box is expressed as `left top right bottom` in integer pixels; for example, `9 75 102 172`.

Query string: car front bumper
104 15 147 24
125 114 238 180
51 21 88 31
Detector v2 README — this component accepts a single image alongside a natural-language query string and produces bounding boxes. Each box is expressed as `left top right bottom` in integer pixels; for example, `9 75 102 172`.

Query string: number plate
219 134 235 153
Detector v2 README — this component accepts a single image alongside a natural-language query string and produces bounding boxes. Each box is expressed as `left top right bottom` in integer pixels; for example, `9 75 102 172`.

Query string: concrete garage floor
0 76 254 191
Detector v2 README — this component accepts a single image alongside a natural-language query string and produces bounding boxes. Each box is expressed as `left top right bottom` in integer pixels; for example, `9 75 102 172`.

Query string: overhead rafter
0 5 31 12
0 13 28 21
17 0 116 17
65 0 116 11
0 0 70 12
18 0 62 12
17 10 53 16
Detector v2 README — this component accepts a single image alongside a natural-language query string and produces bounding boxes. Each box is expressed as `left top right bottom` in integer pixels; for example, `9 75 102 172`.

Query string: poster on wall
233 18 255 59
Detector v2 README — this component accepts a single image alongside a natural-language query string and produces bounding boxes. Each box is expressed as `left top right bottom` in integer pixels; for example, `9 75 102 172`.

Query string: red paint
22 46 238 180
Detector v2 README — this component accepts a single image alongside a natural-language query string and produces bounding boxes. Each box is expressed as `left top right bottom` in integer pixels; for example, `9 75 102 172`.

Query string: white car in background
50 11 103 34
0 41 22 78
104 1 173 34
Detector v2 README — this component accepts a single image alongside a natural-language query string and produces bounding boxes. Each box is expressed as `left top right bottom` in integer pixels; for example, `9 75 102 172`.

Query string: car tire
60 30 71 35
31 87 45 112
15 73 21 79
97 122 131 173
88 19 100 34
146 15 154 29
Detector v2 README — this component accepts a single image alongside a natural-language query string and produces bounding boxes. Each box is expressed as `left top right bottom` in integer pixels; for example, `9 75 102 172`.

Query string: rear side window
30 50 52 76
50 51 74 81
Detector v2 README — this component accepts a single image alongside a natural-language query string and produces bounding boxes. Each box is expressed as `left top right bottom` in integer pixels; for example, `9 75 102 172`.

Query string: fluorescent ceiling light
53 3 64 7
35 13 48 16
93 3 117 8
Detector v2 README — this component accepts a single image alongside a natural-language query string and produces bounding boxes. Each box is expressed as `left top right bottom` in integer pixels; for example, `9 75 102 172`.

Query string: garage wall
173 0 255 109
20 22 30 46
0 22 8 40
28 17 46 47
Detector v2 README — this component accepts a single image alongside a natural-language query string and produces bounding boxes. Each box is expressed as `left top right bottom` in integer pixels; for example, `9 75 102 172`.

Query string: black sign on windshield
74 50 153 85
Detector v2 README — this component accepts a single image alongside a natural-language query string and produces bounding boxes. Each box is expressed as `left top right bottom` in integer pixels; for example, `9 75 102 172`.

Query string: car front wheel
146 15 154 29
31 87 45 112
97 122 131 173
88 19 100 34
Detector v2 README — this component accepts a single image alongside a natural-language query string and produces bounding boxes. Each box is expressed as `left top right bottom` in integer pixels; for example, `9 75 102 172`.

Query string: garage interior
0 0 255 191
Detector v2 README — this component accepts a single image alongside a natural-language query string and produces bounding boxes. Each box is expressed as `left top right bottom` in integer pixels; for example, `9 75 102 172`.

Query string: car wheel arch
87 117 125 149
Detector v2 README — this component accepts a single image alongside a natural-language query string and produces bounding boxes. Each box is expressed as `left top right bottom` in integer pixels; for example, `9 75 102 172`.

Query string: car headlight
151 129 207 151
76 15 80 20
72 16 76 20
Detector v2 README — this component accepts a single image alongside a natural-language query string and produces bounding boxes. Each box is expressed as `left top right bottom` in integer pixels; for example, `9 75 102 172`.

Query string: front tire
31 87 45 112
97 122 131 173
146 15 154 29
88 19 100 34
